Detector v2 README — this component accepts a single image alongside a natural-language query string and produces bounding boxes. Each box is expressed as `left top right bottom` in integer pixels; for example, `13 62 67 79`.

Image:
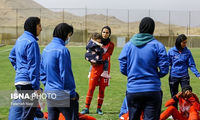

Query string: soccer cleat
80 108 89 114
101 71 111 79
96 108 103 115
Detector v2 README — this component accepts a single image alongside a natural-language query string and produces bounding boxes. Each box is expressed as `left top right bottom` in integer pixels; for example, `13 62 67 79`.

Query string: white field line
0 48 12 53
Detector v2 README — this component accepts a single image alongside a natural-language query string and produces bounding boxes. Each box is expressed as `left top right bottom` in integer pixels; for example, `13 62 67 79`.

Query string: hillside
0 0 44 8
0 0 199 36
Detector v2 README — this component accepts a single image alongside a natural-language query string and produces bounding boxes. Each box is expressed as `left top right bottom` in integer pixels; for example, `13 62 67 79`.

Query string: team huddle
8 16 200 120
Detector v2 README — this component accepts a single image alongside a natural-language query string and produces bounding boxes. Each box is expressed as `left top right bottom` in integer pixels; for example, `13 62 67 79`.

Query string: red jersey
165 93 200 118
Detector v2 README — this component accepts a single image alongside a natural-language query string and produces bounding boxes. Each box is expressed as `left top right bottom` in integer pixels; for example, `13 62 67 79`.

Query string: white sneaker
168 115 173 120
101 71 111 79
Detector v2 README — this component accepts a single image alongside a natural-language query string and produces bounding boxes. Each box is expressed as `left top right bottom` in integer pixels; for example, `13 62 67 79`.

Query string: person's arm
165 98 176 107
188 93 200 111
9 45 17 70
165 92 181 107
157 43 169 78
59 48 76 98
118 44 128 76
95 47 104 55
167 50 172 67
85 44 97 63
188 50 200 78
40 55 46 86
102 42 114 61
119 97 128 118
27 41 40 90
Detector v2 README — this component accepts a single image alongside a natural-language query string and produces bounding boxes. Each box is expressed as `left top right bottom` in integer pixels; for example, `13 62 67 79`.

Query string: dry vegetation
0 0 200 36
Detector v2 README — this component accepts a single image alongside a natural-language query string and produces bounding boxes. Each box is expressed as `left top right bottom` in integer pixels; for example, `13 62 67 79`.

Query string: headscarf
182 85 192 93
139 17 155 35
101 26 111 45
53 23 73 41
24 17 40 36
131 17 155 46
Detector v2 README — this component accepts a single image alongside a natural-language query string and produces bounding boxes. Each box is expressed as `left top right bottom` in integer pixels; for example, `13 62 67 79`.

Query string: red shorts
89 74 110 87
89 65 110 87
98 77 110 86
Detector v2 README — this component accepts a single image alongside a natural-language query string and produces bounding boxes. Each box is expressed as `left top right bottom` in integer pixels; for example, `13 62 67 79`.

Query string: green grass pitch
0 45 200 120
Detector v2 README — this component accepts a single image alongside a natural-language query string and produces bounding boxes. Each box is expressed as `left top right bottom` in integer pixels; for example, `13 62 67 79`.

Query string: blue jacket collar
173 46 187 52
52 37 65 46
24 31 39 41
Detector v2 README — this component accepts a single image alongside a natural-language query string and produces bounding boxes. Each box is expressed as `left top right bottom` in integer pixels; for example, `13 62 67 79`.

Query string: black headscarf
175 34 187 51
53 23 73 41
101 26 111 45
24 17 40 37
182 85 192 93
139 17 155 35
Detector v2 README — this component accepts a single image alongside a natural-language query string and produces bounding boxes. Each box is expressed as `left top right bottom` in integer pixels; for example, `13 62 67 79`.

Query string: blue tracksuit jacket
119 97 128 118
9 31 40 90
40 37 76 98
118 39 169 93
168 46 200 78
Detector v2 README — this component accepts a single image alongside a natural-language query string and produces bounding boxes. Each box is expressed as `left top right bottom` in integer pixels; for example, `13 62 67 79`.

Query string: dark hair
53 23 73 41
175 34 187 51
139 17 155 35
24 17 40 36
101 26 111 36
182 85 192 93
91 32 102 41
101 26 111 45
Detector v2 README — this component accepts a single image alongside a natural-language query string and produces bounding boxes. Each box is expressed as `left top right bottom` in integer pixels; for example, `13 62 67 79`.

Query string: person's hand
71 97 76 100
71 92 79 101
35 89 42 95
176 92 182 98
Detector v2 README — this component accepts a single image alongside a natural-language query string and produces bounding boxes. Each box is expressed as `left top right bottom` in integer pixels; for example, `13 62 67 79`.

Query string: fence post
188 11 191 47
39 8 42 45
128 9 130 40
16 8 18 39
106 8 108 25
63 8 64 23
168 10 171 47
84 7 88 45
148 9 151 16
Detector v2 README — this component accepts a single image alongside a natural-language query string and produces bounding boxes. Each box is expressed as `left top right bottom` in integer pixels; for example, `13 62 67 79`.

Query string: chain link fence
1 8 200 47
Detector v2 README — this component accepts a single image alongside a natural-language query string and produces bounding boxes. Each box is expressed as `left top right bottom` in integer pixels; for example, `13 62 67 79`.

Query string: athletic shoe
80 108 89 114
96 108 103 115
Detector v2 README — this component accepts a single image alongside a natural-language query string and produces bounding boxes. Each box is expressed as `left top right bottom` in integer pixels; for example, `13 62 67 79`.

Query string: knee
99 91 104 97
88 85 95 91
189 106 199 120
99 87 105 95
189 106 198 115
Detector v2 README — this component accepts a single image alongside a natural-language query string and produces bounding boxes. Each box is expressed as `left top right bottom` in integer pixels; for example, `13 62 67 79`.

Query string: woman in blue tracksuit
168 34 200 108
40 23 79 120
9 17 42 120
118 17 169 120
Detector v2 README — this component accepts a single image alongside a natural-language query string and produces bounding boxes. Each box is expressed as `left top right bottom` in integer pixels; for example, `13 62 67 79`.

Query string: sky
33 0 200 27
33 0 200 11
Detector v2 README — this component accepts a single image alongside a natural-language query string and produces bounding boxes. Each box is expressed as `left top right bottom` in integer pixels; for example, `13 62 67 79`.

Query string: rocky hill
0 0 199 36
